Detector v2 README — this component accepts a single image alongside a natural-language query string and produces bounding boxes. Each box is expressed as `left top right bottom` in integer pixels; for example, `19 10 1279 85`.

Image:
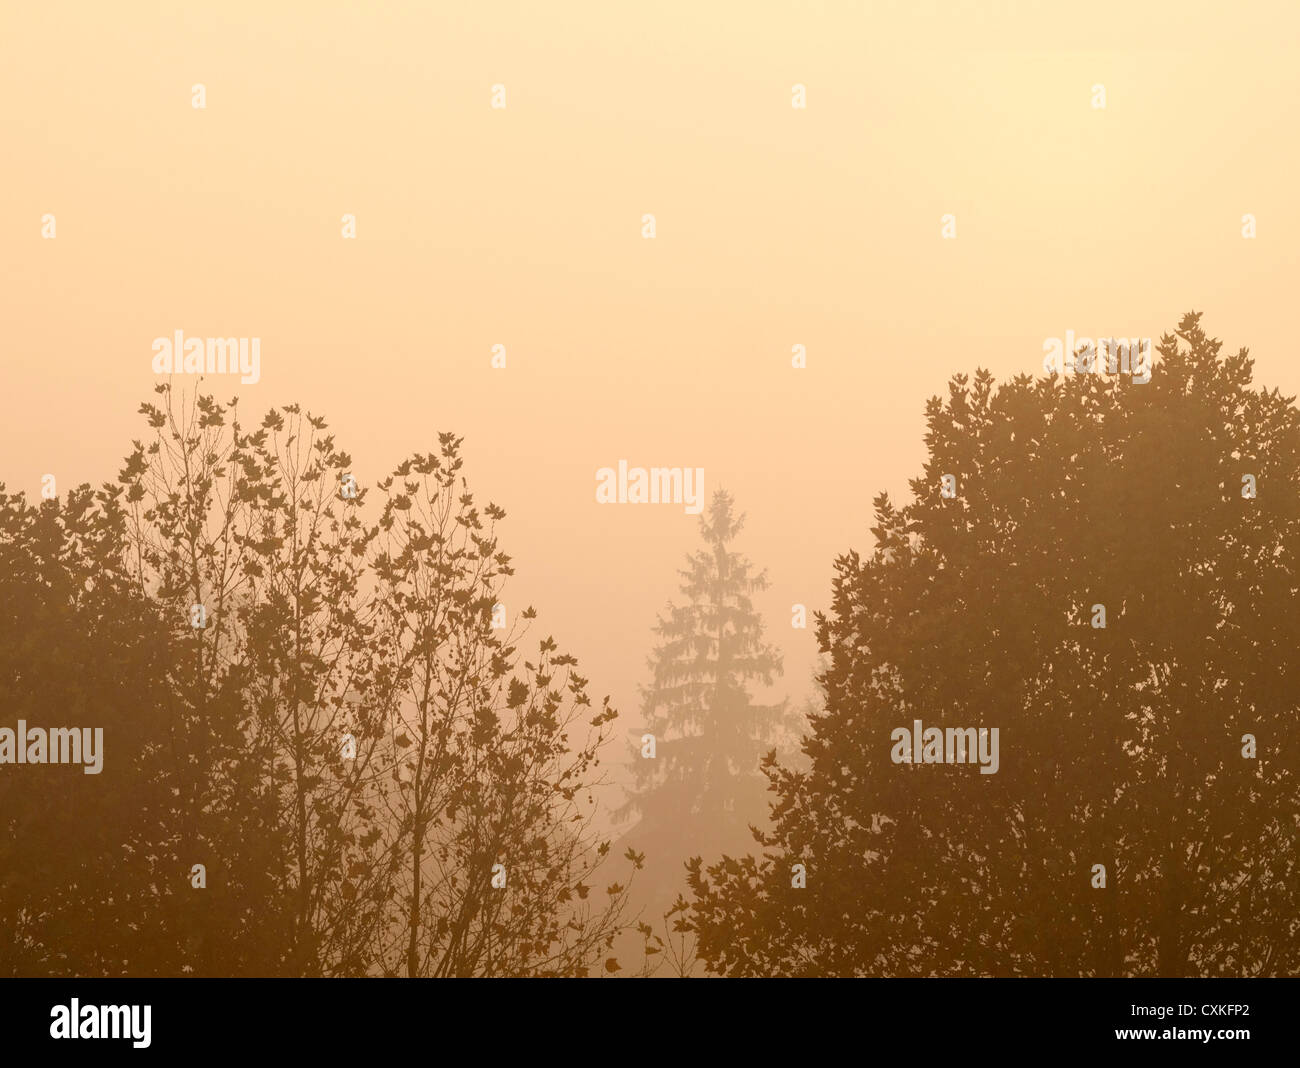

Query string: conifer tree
618 490 789 844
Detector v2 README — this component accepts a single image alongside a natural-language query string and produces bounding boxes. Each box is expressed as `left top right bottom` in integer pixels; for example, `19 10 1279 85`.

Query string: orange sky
3 1 1298 798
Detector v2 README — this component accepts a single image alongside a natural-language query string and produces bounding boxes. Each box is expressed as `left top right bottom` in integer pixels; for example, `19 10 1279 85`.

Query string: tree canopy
0 386 639 977
687 313 1300 976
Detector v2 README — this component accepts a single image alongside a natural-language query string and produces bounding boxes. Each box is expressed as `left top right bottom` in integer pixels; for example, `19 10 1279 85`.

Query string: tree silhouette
119 389 372 975
1 385 641 977
0 482 288 975
368 436 636 976
610 491 794 975
686 314 1300 976
618 490 790 842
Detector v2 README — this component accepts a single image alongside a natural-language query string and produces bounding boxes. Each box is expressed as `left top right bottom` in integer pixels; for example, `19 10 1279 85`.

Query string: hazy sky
3 1 1298 782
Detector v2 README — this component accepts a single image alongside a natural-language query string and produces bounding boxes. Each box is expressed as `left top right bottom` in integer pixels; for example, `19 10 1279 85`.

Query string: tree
368 435 638 976
0 480 287 976
119 388 372 975
0 484 164 975
619 490 790 843
611 487 795 979
2 384 641 977
687 314 1300 977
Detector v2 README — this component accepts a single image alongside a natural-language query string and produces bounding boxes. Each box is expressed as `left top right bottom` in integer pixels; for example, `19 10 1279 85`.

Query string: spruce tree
618 490 789 845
